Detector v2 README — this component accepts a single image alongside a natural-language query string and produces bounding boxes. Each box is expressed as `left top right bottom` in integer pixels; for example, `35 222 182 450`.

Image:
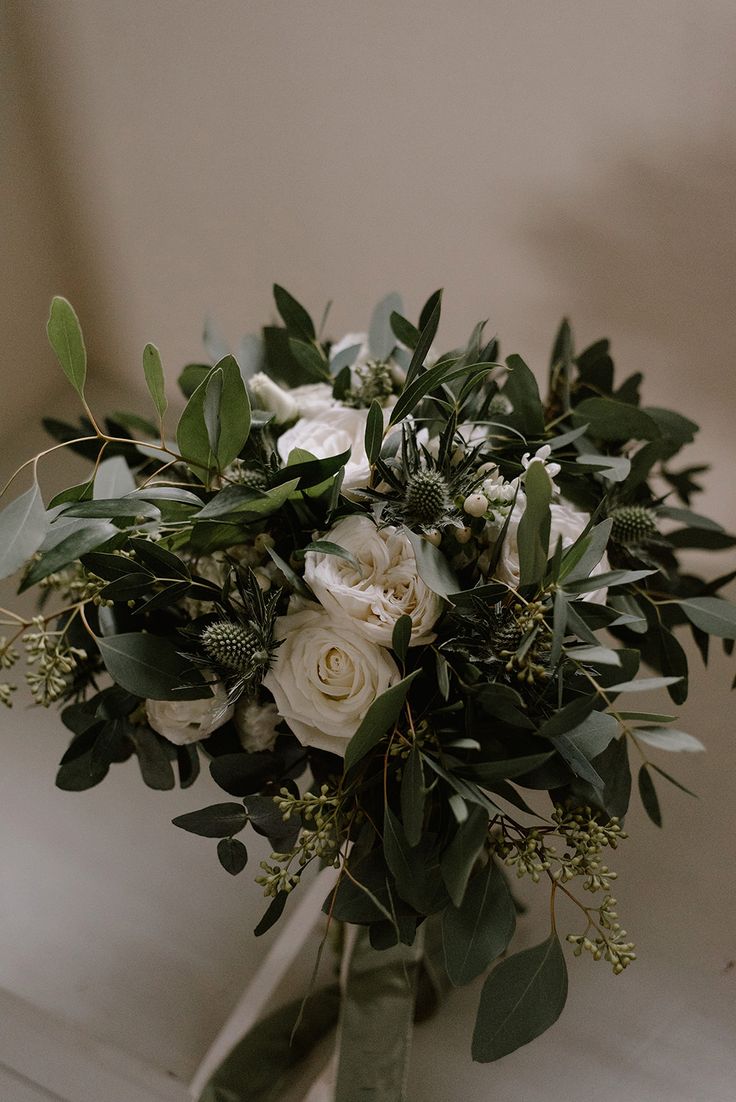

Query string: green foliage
442 861 516 986
344 672 420 771
142 343 167 427
96 633 210 700
47 296 87 399
472 934 568 1062
0 481 49 580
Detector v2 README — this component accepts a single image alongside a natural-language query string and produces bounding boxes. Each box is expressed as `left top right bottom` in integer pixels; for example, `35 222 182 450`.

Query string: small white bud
455 525 473 544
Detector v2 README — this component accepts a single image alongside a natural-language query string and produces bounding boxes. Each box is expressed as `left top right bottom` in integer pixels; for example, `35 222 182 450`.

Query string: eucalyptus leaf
365 399 384 465
96 633 210 700
47 296 87 398
143 343 167 424
273 284 315 339
442 861 516 986
344 671 420 772
634 727 704 752
638 765 662 827
472 933 568 1062
440 805 489 907
0 480 49 580
172 802 247 838
678 597 736 639
368 292 402 360
400 746 426 846
517 461 552 587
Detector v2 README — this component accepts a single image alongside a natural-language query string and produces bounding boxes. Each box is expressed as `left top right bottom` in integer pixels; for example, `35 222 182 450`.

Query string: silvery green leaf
575 453 631 482
93 456 136 499
0 481 49 580
678 597 736 639
368 292 402 360
565 645 622 666
634 727 705 752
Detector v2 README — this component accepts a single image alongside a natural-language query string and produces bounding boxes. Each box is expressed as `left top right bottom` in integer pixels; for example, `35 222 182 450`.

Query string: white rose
263 604 400 756
290 382 335 417
304 515 442 647
493 499 610 604
234 699 280 753
145 682 234 745
248 372 298 424
276 403 392 491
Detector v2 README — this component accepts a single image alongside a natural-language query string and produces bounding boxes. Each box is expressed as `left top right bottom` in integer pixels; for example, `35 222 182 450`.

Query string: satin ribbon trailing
332 925 424 1102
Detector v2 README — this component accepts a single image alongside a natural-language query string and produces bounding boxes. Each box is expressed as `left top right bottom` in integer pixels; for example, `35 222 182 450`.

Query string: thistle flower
609 504 659 546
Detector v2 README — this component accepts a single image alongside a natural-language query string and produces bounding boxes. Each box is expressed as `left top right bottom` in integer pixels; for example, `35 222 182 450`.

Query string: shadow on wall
525 128 736 379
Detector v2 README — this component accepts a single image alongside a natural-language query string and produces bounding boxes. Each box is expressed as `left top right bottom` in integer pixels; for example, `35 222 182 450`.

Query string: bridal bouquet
2 287 734 1100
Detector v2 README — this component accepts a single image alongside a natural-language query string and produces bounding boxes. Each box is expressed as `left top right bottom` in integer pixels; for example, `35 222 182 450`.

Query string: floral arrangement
2 287 735 1099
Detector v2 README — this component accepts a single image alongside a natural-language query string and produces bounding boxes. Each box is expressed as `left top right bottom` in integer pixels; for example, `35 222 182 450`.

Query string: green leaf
96 632 210 700
649 762 697 798
129 727 175 790
47 296 87 398
215 355 252 468
400 746 426 846
142 343 167 425
500 354 545 436
383 804 431 912
442 861 516 986
364 399 384 465
606 676 682 693
302 541 360 571
178 363 210 398
273 284 315 339
517 461 552 587
172 802 247 838
254 891 290 937
177 367 218 473
678 597 736 639
405 289 442 386
217 837 249 875
460 753 553 786
634 727 704 752
404 528 458 599
368 292 402 360
389 358 490 427
391 614 412 664
440 805 489 907
60 498 160 520
472 933 568 1062
390 311 420 349
20 520 118 590
288 338 329 382
0 480 49 580
344 671 420 772
572 397 661 442
559 519 612 585
638 764 662 827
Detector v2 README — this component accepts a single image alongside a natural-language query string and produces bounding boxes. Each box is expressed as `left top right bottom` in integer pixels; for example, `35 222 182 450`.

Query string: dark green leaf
364 399 384 465
383 805 432 912
47 296 87 398
390 311 420 349
176 367 218 473
273 284 315 339
391 614 412 664
254 891 290 937
172 802 247 838
472 934 568 1062
288 338 329 382
129 727 175 789
572 397 661 442
215 355 252 468
400 746 425 846
60 498 160 520
442 861 516 986
217 837 249 875
517 461 552 587
96 633 209 700
344 671 420 772
500 355 544 436
209 751 281 796
638 765 662 827
404 528 458 599
440 805 489 907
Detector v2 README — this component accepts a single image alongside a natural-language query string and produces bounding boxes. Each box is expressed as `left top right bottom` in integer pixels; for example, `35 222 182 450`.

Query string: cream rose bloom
304 515 442 647
145 682 233 745
263 604 400 756
493 499 610 604
276 403 393 492
248 372 299 424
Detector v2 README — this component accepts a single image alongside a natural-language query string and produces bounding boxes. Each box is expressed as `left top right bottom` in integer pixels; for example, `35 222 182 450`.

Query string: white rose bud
145 682 233 745
263 604 400 757
248 372 298 424
235 699 280 753
304 515 442 648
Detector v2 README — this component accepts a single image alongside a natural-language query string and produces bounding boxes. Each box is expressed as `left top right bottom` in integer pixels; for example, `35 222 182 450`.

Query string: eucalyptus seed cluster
256 784 342 898
344 360 394 408
23 618 87 706
39 563 105 604
492 828 552 882
495 601 551 684
567 894 637 974
550 804 626 893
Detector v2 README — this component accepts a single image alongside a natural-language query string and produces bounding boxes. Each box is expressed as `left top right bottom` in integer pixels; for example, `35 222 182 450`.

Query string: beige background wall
1 2 735 1099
